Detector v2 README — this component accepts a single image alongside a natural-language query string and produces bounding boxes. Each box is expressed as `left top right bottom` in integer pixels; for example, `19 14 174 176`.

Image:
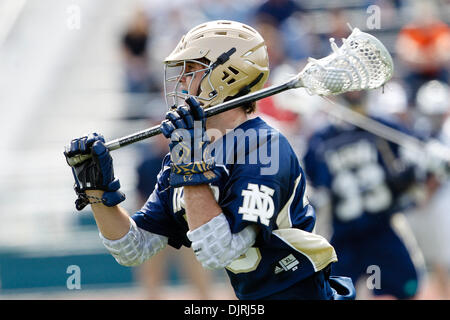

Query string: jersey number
226 248 262 274
332 163 392 221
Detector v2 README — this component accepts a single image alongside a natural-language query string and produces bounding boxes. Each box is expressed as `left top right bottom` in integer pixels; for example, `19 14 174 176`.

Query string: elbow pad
99 217 168 266
186 213 257 270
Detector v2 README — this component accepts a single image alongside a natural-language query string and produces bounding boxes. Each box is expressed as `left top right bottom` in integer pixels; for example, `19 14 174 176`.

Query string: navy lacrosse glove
160 97 221 188
64 133 125 211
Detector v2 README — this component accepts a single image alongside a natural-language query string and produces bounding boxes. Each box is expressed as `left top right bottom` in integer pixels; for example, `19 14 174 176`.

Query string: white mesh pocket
299 28 393 96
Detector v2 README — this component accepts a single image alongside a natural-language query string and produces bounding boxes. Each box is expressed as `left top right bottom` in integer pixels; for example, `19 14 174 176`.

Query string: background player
406 80 450 299
303 90 426 299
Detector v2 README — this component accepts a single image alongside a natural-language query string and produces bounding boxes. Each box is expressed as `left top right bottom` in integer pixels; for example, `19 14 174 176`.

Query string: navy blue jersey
132 117 337 299
303 117 418 240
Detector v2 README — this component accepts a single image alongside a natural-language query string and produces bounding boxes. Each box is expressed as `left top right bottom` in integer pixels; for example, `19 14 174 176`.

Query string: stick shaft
320 98 450 163
67 78 298 167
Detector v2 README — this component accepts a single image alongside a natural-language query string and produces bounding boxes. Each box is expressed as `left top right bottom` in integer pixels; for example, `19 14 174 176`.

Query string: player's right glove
64 133 125 211
160 97 221 188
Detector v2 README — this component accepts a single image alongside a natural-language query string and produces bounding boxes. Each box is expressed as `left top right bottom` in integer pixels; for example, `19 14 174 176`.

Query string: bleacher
0 0 142 293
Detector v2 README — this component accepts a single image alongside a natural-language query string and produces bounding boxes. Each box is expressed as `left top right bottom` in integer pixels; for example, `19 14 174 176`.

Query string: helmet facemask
164 59 215 110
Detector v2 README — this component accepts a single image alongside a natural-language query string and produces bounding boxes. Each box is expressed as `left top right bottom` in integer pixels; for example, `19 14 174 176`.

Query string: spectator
121 8 160 93
316 8 352 58
253 0 304 27
278 11 314 62
395 0 450 105
364 0 404 30
253 20 286 69
199 0 256 23
254 6 312 65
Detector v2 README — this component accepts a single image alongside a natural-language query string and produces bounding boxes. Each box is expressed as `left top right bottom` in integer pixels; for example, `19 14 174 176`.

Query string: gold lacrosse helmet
164 20 270 109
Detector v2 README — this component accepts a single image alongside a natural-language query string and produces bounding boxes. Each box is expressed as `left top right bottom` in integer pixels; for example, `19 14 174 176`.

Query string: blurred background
0 0 448 299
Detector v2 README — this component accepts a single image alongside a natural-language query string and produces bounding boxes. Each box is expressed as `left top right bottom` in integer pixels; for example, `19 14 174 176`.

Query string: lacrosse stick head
297 27 394 96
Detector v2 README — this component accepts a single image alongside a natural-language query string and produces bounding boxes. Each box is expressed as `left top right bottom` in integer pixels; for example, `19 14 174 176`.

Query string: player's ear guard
329 276 356 300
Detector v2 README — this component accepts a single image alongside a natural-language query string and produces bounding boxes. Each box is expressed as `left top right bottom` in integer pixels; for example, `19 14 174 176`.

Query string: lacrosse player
64 20 355 300
303 90 426 299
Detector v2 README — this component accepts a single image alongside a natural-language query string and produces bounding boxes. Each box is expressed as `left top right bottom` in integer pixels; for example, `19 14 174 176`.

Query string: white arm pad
99 217 168 267
186 213 257 270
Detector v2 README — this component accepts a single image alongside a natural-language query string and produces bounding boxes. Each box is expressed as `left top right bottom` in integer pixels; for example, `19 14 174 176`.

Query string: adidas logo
274 254 299 274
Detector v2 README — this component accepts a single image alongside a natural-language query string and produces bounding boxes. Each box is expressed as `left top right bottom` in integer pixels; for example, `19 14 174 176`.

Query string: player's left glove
64 133 126 211
160 97 221 188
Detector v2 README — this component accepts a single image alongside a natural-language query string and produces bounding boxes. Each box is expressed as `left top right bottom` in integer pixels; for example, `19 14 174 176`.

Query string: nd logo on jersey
239 183 275 226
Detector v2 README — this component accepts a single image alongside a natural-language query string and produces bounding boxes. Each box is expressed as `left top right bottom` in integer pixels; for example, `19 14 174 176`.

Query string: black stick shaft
67 78 298 167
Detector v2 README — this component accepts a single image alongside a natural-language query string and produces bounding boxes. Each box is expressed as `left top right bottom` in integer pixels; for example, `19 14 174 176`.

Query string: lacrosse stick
67 27 394 167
